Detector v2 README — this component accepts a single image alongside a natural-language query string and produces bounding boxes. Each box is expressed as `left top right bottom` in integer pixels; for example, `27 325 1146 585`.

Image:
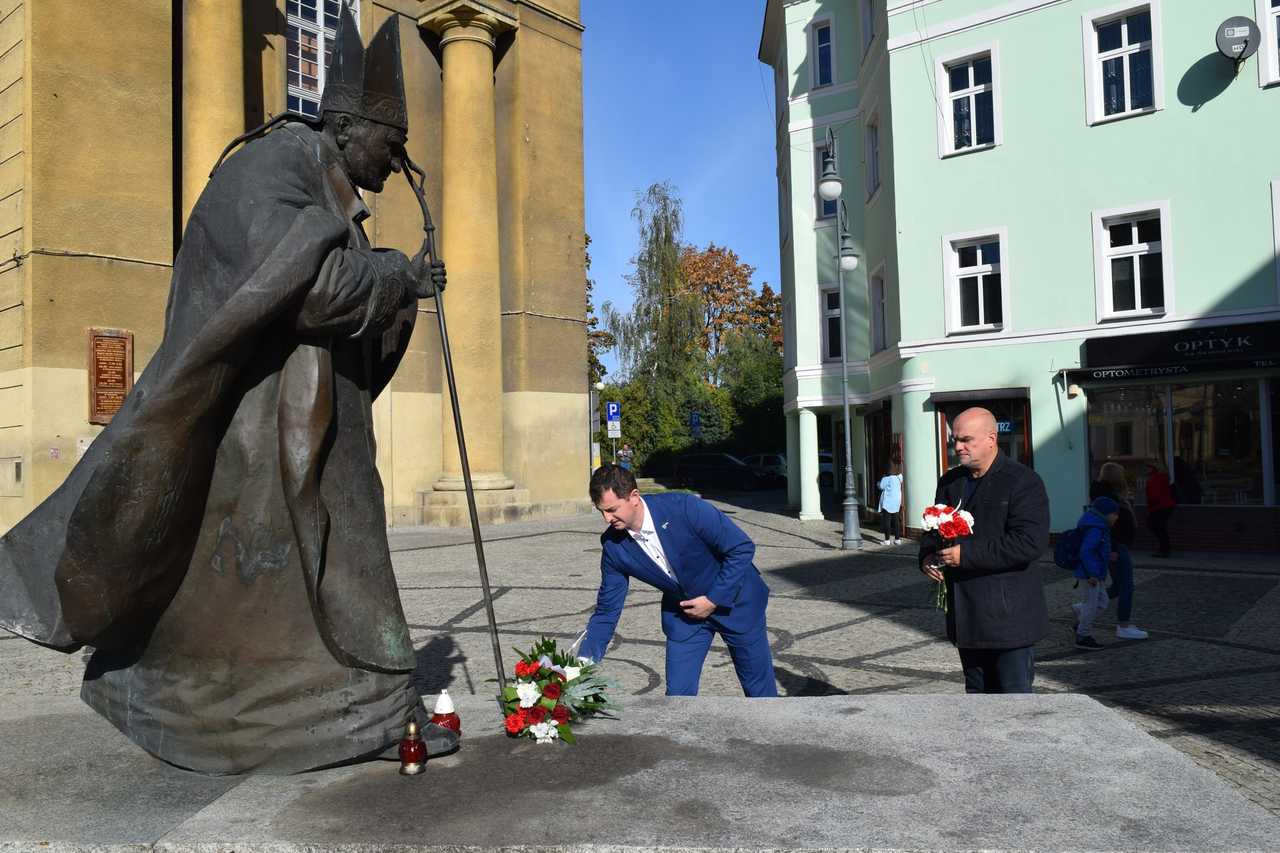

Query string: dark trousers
880 509 901 539
1147 507 1174 555
1107 544 1134 623
958 645 1035 694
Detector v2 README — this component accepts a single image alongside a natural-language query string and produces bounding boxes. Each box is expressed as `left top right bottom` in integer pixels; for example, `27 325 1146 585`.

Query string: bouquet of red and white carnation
921 504 975 612
501 636 617 745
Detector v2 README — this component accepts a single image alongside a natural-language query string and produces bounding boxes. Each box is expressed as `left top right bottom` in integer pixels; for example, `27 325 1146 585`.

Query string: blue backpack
1053 528 1083 571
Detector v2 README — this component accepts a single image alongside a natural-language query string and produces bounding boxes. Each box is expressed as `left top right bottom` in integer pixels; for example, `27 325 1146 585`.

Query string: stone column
421 3 517 491
181 0 245 226
798 408 823 521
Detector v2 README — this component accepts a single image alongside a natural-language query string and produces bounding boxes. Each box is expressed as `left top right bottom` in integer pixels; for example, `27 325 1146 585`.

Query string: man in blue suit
580 465 777 696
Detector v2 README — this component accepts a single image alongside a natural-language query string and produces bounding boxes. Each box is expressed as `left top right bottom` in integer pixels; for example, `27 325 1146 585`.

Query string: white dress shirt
627 498 676 581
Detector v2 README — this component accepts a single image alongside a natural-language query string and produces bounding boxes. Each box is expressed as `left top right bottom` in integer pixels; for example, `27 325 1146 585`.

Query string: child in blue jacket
1073 496 1118 650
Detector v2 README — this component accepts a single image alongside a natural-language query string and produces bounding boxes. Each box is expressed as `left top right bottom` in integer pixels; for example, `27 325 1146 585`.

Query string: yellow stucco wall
0 0 587 531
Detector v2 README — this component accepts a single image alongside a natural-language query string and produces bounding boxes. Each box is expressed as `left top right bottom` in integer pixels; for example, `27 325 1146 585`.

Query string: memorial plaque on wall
88 328 134 425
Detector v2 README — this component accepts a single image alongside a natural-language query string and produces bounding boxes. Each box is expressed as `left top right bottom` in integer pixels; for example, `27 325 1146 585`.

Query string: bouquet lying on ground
501 636 618 744
921 504 975 612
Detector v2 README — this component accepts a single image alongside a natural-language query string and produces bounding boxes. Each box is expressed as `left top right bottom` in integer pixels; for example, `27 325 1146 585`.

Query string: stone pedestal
2 693 1277 850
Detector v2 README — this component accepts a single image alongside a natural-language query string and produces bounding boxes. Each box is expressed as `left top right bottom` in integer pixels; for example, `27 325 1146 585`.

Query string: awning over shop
927 387 1029 404
1066 319 1280 384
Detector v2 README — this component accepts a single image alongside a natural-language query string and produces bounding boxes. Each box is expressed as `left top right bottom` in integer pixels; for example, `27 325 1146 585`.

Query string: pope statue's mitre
319 4 408 131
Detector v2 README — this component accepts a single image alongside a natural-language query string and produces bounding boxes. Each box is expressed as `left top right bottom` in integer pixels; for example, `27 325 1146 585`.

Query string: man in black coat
919 407 1050 693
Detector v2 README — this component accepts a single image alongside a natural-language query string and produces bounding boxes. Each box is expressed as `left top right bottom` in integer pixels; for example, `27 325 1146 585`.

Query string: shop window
287 0 358 118
937 397 1032 471
1172 381 1264 505
1093 204 1171 320
1087 385 1166 502
1083 3 1164 125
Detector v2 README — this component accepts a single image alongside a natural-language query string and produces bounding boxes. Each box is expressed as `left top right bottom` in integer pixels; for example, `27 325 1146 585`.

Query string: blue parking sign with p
606 402 621 422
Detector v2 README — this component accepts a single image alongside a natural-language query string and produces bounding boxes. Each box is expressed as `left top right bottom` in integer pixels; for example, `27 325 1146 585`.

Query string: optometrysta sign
1069 320 1280 382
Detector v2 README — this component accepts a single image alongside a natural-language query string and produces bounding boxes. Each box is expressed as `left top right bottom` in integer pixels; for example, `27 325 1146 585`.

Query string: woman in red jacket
1144 462 1177 558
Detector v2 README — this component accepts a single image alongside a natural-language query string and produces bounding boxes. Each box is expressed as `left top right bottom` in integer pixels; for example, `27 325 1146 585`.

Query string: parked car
818 451 834 489
741 453 788 488
672 453 768 491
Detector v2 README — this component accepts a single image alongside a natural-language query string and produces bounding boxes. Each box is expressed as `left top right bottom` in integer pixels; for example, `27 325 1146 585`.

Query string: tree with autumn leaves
591 182 784 471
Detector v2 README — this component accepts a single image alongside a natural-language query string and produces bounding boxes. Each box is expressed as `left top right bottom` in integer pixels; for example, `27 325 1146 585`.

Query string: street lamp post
818 128 863 550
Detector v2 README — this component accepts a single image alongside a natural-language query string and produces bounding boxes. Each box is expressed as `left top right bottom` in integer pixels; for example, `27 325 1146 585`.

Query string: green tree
584 233 615 386
603 182 701 384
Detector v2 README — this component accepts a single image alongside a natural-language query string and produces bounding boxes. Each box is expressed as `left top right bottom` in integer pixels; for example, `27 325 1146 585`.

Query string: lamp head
818 150 843 202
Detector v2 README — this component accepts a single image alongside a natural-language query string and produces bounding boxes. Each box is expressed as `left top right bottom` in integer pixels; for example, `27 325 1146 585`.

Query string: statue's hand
409 249 445 299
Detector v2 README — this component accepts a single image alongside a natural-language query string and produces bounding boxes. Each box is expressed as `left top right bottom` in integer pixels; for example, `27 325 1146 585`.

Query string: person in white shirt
877 463 904 545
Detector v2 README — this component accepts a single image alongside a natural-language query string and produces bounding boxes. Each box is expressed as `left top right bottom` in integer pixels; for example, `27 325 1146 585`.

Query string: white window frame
287 0 360 117
861 0 877 56
814 144 838 220
810 17 836 90
864 113 880 200
869 263 888 354
1081 1 1164 126
935 43 1003 158
1091 201 1174 322
1259 0 1280 88
820 287 843 362
941 227 1010 337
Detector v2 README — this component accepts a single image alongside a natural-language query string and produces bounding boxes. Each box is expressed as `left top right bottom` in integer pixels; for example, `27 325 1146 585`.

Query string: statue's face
340 117 407 193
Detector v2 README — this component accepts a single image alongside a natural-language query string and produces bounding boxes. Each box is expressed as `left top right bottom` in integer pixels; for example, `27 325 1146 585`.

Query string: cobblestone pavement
2 491 1277 814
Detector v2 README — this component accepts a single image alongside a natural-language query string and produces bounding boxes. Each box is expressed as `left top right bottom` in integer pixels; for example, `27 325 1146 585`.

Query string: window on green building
1084 3 1162 124
821 289 842 361
946 235 1003 333
1094 206 1169 320
946 54 995 152
812 21 834 88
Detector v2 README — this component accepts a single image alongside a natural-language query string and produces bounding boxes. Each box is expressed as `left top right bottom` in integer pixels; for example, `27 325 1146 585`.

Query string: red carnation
504 711 526 734
542 682 562 700
551 704 570 724
938 519 958 539
951 516 972 536
924 506 943 518
514 660 541 678
526 705 547 724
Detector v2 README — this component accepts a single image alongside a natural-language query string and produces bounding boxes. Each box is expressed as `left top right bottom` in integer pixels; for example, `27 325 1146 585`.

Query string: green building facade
761 0 1280 550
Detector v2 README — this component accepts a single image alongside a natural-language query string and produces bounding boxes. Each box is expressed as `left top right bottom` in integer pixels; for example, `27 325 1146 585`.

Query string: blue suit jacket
580 492 769 661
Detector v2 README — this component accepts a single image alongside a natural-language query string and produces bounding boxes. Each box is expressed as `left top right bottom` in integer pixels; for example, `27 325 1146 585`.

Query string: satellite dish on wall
1216 16 1260 71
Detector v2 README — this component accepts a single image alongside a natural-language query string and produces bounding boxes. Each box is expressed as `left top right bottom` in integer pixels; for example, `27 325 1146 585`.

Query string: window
864 118 880 198
1086 385 1166 501
1260 0 1280 86
944 233 1005 333
1172 381 1265 505
287 0 358 117
821 289 842 361
815 145 837 219
1082 3 1163 124
812 21 834 88
869 269 887 353
1093 204 1171 319
861 0 876 54
939 49 1001 155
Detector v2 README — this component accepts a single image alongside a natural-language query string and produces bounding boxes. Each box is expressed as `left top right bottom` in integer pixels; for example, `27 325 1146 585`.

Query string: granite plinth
1 693 1276 852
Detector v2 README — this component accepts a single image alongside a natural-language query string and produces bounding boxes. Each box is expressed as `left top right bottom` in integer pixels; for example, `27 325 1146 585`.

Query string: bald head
951 407 1000 475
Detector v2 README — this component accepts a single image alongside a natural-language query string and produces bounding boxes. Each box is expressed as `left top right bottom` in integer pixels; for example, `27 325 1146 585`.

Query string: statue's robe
0 122 429 774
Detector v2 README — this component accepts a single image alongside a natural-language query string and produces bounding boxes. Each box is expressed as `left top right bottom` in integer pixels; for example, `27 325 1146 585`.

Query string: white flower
957 510 975 526
516 681 541 709
530 722 559 744
563 665 582 682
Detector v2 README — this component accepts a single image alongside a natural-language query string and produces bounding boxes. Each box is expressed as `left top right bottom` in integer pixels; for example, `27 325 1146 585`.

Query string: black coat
919 453 1051 649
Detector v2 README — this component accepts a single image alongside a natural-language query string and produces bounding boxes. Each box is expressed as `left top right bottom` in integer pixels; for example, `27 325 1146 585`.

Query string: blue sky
582 1 781 376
